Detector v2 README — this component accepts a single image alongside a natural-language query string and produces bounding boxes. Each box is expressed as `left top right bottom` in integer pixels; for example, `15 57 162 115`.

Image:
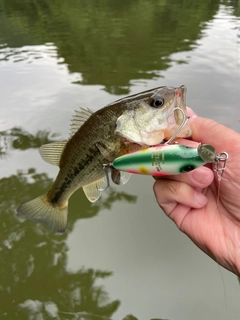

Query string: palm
173 174 240 275
154 116 240 275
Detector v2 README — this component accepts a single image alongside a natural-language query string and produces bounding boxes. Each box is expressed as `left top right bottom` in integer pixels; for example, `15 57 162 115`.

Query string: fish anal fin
120 172 132 185
83 179 105 203
39 141 67 166
111 168 121 185
111 168 132 185
70 108 93 137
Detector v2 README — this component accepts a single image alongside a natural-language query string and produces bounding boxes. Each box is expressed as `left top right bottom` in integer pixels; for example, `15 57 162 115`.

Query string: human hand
153 109 240 276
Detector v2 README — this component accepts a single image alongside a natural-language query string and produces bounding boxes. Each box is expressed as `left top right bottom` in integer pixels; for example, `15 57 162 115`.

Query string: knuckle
166 180 183 196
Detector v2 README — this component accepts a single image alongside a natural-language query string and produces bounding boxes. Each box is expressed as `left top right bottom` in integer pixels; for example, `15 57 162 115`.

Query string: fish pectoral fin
39 141 67 166
83 179 105 202
70 107 93 138
96 141 120 161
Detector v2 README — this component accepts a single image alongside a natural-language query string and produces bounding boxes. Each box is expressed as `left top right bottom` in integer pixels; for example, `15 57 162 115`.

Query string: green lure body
113 144 206 176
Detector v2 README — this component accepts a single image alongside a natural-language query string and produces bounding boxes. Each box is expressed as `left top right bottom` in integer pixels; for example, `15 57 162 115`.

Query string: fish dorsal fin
83 178 105 202
70 107 93 137
39 141 67 166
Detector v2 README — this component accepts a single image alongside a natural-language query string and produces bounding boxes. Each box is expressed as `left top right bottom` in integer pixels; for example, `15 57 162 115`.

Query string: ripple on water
0 43 62 65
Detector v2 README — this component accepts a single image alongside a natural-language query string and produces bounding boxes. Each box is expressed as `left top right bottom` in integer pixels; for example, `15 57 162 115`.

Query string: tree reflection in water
0 0 220 95
0 127 139 319
0 127 58 157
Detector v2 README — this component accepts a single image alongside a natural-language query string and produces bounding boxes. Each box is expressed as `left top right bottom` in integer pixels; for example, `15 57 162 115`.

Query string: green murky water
0 0 240 319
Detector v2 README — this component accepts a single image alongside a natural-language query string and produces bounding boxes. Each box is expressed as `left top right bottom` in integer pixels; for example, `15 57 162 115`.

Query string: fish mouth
167 85 187 125
166 85 191 139
175 85 187 107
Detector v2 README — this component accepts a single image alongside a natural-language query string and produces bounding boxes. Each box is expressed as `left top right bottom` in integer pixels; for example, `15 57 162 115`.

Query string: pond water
0 0 240 319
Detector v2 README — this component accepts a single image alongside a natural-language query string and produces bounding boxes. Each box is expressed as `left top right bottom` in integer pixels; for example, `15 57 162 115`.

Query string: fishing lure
112 143 213 176
101 106 228 187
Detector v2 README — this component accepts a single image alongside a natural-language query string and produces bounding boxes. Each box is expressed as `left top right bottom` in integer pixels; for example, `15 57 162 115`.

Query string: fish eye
150 96 165 108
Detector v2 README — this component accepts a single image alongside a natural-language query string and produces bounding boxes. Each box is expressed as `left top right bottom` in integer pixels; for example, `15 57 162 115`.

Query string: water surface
0 0 240 319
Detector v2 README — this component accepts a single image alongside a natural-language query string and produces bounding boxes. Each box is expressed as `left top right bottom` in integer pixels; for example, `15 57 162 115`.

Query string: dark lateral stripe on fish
49 146 100 204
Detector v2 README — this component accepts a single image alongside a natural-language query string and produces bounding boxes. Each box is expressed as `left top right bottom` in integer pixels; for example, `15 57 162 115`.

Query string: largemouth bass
17 85 191 233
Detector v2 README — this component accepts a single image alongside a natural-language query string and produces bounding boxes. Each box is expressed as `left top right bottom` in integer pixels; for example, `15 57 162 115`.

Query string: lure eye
180 165 195 173
150 96 165 108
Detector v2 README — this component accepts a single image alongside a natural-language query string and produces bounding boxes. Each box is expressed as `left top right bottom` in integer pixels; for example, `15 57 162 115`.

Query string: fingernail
190 114 198 119
187 107 198 119
194 191 208 206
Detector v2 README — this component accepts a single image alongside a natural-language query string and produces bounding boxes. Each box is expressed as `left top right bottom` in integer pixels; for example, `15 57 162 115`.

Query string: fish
17 85 191 234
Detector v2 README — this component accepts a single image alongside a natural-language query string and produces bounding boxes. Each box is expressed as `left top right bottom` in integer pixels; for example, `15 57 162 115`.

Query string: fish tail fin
17 195 68 234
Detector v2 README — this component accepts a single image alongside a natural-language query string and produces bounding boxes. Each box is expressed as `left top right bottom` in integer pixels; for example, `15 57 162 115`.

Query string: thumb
189 116 239 149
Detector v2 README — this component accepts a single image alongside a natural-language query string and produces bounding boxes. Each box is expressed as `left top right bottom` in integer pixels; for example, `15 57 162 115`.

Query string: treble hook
96 164 110 192
164 107 189 145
